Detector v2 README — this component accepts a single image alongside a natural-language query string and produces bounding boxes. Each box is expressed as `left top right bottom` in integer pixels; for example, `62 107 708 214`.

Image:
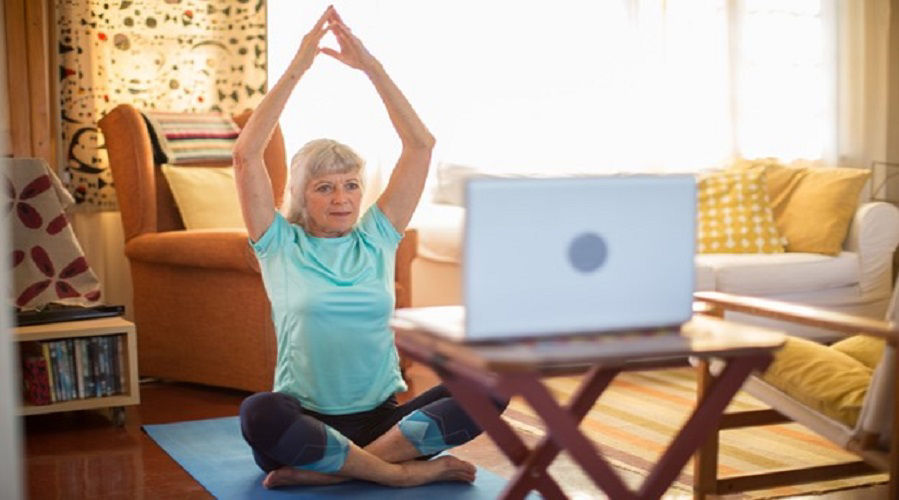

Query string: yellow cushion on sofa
731 160 870 255
761 336 871 426
831 335 885 370
161 165 245 230
696 168 786 253
730 158 807 215
776 167 870 255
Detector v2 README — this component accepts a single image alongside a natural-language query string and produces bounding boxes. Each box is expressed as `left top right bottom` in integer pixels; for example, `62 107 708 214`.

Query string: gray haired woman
232 5 506 490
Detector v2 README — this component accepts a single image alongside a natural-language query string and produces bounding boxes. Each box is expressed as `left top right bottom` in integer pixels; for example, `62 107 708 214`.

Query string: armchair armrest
694 291 899 343
125 230 259 273
844 202 899 296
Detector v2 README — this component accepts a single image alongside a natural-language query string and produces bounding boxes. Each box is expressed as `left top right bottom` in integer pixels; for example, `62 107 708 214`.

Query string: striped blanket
142 111 240 165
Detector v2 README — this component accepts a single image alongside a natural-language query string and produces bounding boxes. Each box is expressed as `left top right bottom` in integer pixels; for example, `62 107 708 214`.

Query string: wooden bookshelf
13 316 140 425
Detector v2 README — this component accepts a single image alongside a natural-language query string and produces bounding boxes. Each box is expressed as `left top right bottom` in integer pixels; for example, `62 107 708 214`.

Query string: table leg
638 354 773 499
692 359 718 500
504 365 618 499
441 374 568 499
508 373 636 499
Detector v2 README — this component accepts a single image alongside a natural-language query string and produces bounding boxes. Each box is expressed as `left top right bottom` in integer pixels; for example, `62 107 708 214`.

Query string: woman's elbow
232 142 263 169
423 133 436 151
406 133 436 152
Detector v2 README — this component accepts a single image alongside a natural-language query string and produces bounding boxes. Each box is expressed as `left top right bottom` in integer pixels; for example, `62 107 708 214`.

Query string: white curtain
267 0 883 182
835 0 891 168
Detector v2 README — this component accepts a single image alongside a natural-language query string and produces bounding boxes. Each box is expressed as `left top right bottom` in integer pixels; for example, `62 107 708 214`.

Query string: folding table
391 311 785 500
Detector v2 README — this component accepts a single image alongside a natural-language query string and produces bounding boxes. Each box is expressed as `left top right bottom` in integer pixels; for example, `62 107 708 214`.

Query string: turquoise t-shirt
250 205 408 414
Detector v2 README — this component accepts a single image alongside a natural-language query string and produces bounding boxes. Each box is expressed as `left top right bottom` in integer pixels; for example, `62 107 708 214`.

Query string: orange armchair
99 104 416 393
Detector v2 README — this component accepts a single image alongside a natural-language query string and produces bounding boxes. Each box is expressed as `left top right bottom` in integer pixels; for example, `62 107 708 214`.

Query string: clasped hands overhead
295 5 378 74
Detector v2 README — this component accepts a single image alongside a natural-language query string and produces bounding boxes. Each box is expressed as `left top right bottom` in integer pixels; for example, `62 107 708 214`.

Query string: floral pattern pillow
2 158 102 310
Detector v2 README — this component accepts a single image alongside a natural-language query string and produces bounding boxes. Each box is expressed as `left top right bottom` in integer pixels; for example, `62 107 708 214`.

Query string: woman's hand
320 9 378 72
292 6 333 73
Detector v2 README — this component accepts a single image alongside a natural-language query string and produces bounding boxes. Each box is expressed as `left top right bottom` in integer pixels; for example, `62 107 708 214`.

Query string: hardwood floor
21 363 887 499
22 363 442 499
24 381 243 498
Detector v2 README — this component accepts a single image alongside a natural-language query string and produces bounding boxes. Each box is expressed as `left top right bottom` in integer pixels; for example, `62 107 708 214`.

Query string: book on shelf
41 342 56 403
19 342 51 405
116 335 125 394
72 338 85 399
49 341 63 401
60 340 74 401
18 333 129 405
89 337 102 397
21 355 51 405
64 339 76 401
99 336 109 396
79 339 95 398
19 334 127 405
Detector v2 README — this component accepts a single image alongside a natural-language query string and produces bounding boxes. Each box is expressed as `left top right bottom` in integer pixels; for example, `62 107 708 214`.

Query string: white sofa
407 200 899 341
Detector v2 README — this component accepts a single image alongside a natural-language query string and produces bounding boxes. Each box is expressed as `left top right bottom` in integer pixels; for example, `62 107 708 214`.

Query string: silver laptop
394 175 697 342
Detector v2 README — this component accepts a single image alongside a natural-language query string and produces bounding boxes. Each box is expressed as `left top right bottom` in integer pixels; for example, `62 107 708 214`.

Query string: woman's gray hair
282 138 365 226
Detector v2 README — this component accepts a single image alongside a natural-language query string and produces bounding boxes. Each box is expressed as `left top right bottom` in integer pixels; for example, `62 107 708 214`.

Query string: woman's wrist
362 59 384 79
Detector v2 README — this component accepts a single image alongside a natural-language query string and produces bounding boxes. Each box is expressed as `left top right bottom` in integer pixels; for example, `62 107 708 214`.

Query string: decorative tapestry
56 0 267 210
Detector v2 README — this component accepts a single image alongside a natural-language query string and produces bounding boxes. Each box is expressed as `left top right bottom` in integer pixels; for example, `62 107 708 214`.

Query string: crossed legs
239 385 508 488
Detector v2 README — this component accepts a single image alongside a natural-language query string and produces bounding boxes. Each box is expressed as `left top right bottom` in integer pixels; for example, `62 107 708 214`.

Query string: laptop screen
462 175 696 340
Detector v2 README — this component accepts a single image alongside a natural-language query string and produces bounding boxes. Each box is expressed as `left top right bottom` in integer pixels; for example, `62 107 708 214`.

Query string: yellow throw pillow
161 165 245 230
775 167 870 255
731 159 870 255
730 158 807 216
761 336 871 426
696 169 786 253
831 335 885 370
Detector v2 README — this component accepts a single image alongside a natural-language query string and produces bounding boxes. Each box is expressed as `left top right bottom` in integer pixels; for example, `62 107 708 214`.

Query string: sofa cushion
697 251 859 295
161 165 245 230
696 168 786 254
761 336 871 426
732 160 870 256
831 335 885 369
778 167 870 255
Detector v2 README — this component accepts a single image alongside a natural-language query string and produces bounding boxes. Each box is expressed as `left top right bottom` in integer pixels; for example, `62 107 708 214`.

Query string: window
268 1 835 177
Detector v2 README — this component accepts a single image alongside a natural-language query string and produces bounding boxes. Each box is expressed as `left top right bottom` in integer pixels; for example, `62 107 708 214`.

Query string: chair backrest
854 275 899 448
98 104 287 241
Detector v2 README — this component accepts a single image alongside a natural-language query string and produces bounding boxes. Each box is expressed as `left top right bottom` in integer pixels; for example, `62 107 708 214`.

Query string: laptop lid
463 175 696 340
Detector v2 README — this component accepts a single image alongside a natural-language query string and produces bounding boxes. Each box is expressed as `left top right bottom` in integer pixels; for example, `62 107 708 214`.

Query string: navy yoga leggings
239 384 508 474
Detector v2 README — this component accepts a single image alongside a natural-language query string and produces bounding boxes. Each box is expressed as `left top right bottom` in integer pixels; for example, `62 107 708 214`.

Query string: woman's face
303 171 363 238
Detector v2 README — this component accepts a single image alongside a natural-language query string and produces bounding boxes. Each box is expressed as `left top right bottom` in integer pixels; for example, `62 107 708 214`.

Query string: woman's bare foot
397 456 477 487
262 455 476 489
262 466 347 488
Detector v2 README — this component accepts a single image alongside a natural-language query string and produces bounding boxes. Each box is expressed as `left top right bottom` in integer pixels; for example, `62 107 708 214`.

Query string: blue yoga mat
144 416 528 499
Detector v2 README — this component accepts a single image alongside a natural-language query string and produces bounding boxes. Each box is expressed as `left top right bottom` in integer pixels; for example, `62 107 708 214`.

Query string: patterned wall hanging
56 0 267 210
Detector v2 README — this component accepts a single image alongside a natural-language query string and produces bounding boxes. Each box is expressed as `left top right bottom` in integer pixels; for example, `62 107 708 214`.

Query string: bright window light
268 0 833 178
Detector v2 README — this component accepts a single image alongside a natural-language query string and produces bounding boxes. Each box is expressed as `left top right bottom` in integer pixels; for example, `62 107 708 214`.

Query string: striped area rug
501 367 886 499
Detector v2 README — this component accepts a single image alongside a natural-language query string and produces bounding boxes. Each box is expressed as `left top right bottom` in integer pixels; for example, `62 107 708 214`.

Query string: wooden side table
14 316 140 425
392 310 785 499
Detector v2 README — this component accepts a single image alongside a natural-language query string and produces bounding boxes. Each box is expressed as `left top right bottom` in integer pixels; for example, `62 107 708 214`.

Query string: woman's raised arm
233 6 333 241
321 11 435 233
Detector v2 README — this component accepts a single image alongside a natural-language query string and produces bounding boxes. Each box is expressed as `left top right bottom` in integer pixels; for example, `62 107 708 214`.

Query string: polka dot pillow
697 168 787 253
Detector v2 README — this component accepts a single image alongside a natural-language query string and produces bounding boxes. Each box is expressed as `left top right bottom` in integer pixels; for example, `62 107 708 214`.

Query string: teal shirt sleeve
250 211 293 259
357 204 403 249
